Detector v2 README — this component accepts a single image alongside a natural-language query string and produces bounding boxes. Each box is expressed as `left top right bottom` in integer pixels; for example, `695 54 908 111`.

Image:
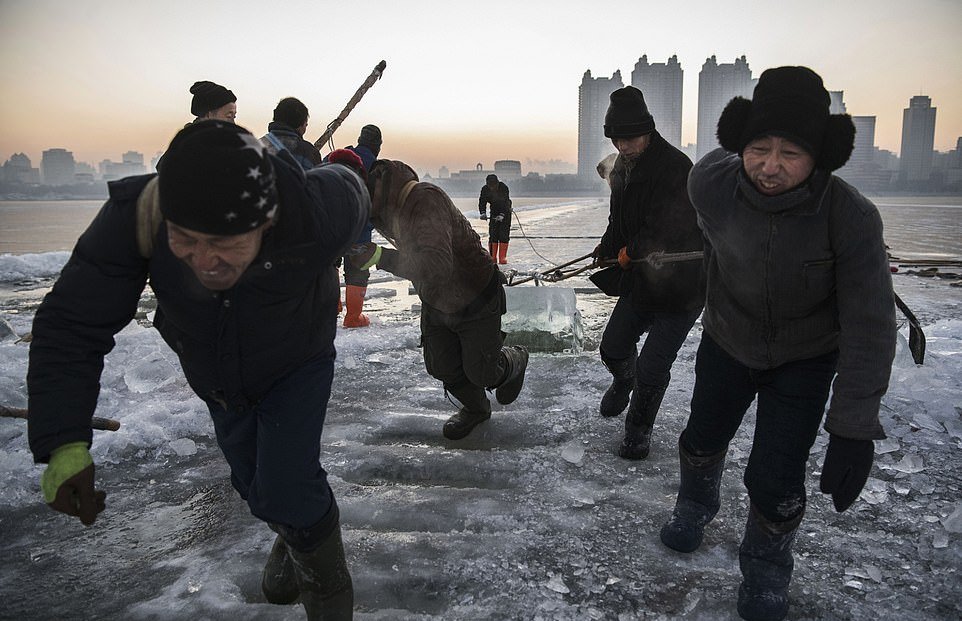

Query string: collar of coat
398 180 417 210
735 167 831 215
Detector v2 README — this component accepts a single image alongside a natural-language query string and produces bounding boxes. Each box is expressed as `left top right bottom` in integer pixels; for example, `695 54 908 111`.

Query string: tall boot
497 242 508 264
737 505 804 621
494 345 528 405
286 509 354 621
489 242 498 259
618 380 667 460
659 441 727 553
599 352 636 417
443 380 492 440
342 285 369 328
263 529 299 604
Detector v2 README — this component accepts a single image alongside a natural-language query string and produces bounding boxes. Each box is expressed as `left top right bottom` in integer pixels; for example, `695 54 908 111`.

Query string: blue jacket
27 155 370 461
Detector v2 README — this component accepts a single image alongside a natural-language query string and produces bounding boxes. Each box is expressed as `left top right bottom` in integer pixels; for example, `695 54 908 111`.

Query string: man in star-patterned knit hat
27 121 369 618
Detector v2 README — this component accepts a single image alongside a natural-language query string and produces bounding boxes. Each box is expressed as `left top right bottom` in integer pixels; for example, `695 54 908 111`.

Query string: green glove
40 441 106 525
359 244 383 270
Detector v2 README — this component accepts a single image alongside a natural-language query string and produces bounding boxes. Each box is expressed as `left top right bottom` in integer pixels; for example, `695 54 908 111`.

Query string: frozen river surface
1 200 960 620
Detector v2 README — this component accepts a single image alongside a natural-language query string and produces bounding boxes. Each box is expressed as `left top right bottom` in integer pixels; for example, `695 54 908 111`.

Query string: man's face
611 133 652 161
167 221 269 290
742 135 816 196
205 102 237 123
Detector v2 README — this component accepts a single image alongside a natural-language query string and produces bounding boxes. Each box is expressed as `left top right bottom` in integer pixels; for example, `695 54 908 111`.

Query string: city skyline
1 1 961 175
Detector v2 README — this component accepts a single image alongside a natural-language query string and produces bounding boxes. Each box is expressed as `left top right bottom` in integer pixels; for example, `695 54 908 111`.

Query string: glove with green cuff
349 242 383 270
40 441 106 525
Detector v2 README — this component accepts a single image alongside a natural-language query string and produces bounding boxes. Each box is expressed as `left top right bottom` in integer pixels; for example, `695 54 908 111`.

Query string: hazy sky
1 0 960 175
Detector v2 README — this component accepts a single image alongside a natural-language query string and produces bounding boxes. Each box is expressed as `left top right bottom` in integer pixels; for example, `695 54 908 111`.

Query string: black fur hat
604 86 655 138
716 66 855 171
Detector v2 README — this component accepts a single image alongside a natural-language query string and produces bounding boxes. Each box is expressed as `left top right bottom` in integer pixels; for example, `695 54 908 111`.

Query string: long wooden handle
0 405 121 432
313 60 387 149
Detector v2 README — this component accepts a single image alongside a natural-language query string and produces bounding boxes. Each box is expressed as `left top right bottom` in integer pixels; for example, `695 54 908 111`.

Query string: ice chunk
503 287 584 353
932 532 949 549
0 316 17 341
545 574 570 594
889 454 925 474
169 438 197 456
561 441 585 464
860 478 889 505
364 287 396 299
123 354 178 393
876 437 900 454
942 503 962 533
911 411 943 433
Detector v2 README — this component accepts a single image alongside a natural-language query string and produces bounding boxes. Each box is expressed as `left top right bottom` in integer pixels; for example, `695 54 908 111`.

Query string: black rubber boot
599 352 635 417
659 440 727 553
286 509 354 621
443 381 492 440
737 505 803 621
618 381 667 460
494 345 529 406
262 530 299 604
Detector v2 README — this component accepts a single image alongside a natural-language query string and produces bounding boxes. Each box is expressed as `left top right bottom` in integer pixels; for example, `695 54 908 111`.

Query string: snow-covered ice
1 200 960 620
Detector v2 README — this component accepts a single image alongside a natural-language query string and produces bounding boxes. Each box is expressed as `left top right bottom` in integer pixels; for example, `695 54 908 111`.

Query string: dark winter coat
688 148 896 440
478 181 512 221
266 121 322 170
368 159 500 314
27 156 369 461
597 131 705 313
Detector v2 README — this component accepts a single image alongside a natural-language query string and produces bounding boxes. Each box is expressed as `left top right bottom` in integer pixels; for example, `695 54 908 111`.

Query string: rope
510 210 561 265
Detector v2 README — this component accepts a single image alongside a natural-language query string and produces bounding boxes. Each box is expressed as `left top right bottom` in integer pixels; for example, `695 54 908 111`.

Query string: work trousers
681 331 839 522
487 217 511 244
599 296 701 387
207 350 336 532
420 285 506 390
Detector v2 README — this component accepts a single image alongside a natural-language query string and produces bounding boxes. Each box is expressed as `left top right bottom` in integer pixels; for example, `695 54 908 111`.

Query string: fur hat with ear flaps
716 66 855 171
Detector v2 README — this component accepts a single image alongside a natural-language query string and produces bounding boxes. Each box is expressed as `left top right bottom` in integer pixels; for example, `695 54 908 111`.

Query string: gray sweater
688 149 896 440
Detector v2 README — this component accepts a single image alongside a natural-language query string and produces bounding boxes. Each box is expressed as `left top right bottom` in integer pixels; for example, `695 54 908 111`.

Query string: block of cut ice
502 287 584 353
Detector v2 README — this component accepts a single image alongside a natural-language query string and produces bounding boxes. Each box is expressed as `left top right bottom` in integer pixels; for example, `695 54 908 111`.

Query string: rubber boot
599 352 636 417
659 441 727 553
618 381 667 460
342 285 369 328
494 345 528 405
443 381 492 440
287 514 354 620
737 505 803 621
489 242 498 259
263 530 299 604
497 242 508 264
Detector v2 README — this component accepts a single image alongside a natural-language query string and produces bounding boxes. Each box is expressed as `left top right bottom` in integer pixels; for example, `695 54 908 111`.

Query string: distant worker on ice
478 173 513 264
27 122 369 620
592 85 705 461
658 66 896 621
353 159 529 440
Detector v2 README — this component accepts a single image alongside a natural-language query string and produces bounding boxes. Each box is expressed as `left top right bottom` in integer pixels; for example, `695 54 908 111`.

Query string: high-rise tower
696 55 754 161
630 55 684 149
898 95 937 187
578 69 623 178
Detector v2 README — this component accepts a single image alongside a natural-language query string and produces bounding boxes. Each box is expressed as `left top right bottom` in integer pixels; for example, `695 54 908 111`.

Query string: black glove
819 435 874 512
52 464 106 525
